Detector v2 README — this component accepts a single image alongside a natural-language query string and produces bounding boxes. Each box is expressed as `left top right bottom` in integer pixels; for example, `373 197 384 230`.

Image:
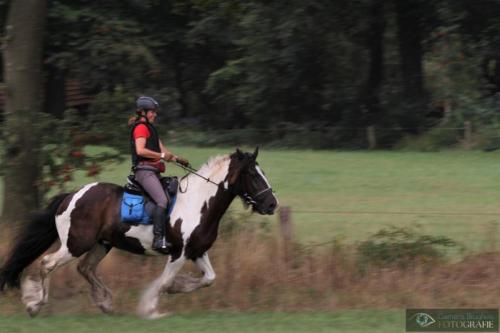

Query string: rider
129 96 189 253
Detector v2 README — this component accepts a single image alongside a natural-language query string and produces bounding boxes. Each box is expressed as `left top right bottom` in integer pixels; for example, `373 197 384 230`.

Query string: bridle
175 161 273 206
242 187 273 205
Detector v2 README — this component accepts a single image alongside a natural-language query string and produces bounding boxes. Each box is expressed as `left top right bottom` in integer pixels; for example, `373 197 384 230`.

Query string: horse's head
227 147 278 215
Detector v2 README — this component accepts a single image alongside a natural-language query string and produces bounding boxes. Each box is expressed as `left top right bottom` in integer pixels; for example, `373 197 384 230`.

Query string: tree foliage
27 0 500 136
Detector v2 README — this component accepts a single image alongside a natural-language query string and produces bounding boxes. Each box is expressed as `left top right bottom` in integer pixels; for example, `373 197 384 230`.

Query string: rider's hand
176 156 190 167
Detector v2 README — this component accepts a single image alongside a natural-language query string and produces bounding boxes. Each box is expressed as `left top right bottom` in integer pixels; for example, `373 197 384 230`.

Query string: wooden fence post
279 206 293 264
487 221 498 252
367 126 377 149
464 121 472 149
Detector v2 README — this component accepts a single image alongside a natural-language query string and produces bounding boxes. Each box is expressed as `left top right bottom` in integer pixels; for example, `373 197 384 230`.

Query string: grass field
2 147 500 252
0 311 404 333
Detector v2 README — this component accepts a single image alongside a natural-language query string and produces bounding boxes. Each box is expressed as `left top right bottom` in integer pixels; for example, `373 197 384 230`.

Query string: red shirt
133 123 150 139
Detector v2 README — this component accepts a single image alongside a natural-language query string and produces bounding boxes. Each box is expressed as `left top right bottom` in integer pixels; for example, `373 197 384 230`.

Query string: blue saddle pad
120 192 176 225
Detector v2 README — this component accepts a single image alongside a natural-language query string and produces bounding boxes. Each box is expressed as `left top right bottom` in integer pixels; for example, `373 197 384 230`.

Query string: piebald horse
0 148 277 318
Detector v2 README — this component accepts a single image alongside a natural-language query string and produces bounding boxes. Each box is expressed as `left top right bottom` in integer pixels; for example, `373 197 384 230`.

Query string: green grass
3 147 500 253
0 311 404 333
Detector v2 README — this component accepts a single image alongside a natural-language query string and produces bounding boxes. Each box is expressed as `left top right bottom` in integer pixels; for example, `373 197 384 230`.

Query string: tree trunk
173 48 188 119
2 0 47 224
394 0 428 133
484 57 500 95
361 0 385 126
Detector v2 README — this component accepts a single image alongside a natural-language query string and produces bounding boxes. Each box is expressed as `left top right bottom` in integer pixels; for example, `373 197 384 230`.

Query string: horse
0 148 278 319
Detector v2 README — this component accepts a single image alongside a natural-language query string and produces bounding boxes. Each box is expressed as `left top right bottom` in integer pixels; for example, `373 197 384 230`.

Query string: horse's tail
0 193 70 291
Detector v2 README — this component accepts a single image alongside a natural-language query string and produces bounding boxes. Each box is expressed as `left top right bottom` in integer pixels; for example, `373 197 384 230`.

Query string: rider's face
146 109 157 123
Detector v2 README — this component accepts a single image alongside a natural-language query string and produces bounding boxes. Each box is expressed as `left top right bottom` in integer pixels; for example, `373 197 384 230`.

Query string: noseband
242 187 273 205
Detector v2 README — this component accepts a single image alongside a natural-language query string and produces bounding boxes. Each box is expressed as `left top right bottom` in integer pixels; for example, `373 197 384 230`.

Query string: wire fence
292 209 500 217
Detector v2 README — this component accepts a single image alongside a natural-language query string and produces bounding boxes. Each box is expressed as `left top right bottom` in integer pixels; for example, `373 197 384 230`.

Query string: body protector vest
130 120 161 167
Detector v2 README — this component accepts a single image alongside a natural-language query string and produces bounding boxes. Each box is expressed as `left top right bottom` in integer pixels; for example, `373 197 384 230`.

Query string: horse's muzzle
254 198 277 215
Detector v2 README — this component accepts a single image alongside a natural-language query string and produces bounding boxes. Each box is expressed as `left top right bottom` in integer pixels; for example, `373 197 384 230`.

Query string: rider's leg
134 169 170 252
152 205 169 252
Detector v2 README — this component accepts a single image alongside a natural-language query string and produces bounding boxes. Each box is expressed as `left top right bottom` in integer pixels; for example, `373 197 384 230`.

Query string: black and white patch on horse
0 148 278 319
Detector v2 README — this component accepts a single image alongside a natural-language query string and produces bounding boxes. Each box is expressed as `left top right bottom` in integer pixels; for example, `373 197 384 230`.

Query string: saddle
125 175 178 197
121 175 179 224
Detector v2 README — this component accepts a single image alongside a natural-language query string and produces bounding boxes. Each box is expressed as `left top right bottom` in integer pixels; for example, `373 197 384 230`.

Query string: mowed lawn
2 147 500 253
0 311 404 333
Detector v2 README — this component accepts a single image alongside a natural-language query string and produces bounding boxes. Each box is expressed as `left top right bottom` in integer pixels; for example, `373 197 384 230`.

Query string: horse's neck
175 157 235 235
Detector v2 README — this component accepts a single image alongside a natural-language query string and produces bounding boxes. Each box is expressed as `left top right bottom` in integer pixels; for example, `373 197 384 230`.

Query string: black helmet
136 96 159 111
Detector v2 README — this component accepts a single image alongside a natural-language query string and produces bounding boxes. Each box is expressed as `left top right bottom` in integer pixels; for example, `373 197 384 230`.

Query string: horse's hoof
140 310 172 320
150 311 172 319
99 305 114 315
26 304 41 318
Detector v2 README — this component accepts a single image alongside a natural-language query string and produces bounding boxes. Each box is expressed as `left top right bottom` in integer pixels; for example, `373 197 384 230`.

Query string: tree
393 0 432 132
2 0 47 223
360 0 386 126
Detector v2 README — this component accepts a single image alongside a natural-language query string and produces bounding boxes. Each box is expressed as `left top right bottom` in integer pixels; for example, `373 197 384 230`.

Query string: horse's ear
252 146 259 160
236 148 245 160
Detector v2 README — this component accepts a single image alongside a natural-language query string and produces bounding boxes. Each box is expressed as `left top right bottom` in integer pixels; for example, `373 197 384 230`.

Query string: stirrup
152 237 170 253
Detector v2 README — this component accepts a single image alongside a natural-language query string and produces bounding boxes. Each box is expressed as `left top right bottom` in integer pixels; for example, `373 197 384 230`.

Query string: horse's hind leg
77 243 113 314
23 245 76 317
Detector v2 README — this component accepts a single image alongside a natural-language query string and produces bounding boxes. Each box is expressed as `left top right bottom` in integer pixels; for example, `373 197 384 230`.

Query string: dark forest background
2 0 500 145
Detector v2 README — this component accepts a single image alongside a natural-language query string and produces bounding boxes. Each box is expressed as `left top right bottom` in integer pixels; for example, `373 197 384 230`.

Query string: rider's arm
135 137 163 160
159 140 177 162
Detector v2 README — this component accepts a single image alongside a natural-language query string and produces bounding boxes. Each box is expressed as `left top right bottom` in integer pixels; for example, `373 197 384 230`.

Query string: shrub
474 124 500 151
395 126 462 151
357 225 461 269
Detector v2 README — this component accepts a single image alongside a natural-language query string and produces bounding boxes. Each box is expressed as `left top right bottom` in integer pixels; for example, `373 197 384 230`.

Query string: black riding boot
152 205 171 254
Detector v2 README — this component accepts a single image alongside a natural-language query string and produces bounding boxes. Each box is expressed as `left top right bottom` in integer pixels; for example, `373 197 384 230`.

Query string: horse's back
55 182 124 256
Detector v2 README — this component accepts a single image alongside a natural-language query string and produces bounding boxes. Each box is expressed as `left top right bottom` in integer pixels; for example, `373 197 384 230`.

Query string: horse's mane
196 154 230 177
179 154 231 189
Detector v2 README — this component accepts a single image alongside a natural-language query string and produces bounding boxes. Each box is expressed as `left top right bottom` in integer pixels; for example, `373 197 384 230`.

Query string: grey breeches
134 169 168 208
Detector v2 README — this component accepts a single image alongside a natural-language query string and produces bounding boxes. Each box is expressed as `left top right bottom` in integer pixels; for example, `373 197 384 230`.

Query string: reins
173 161 272 205
174 162 220 193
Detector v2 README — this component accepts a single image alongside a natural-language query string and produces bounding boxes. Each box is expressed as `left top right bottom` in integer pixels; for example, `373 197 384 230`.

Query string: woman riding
129 96 189 253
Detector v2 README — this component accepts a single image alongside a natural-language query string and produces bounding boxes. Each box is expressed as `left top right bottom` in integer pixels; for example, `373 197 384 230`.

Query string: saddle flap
160 176 179 197
124 175 143 195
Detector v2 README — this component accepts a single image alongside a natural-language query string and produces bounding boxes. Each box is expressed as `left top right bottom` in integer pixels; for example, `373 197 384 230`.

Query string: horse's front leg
137 256 185 319
167 253 216 294
196 253 216 287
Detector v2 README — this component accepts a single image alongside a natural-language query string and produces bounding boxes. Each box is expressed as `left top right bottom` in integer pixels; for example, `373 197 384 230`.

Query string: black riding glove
176 157 190 167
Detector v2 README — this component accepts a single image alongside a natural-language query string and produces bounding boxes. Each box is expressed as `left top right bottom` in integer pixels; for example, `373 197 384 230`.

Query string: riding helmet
136 96 159 111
